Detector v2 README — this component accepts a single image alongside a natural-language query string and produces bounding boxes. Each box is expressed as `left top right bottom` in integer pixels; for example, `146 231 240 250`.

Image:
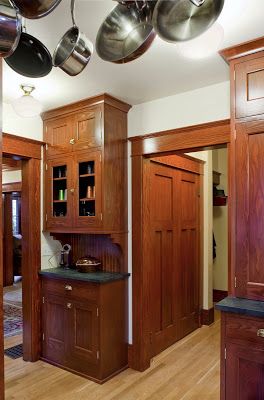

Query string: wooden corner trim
219 36 264 64
42 93 132 121
201 307 215 326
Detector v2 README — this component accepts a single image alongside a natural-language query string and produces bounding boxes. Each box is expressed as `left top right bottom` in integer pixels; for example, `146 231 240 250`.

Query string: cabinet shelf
53 177 67 181
79 174 95 178
53 200 67 203
80 198 95 202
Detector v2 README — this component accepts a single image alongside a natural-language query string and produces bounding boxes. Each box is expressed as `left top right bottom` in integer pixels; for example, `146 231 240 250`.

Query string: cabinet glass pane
52 165 67 217
79 161 95 217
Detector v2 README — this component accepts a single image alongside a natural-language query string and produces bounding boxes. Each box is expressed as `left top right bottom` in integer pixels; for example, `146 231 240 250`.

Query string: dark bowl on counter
75 255 101 273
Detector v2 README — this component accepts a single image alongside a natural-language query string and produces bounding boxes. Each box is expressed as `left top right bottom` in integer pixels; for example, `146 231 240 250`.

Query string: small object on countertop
76 255 101 273
59 243 72 269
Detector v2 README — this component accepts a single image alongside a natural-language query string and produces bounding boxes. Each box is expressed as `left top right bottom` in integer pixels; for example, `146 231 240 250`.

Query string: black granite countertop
216 296 264 318
39 268 130 284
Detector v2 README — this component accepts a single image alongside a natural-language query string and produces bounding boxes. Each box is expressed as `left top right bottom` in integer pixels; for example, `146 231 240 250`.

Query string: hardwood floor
4 312 220 400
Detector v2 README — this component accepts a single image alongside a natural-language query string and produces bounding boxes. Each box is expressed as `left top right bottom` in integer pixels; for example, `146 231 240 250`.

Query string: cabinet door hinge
45 214 48 222
234 276 238 288
97 350 100 360
234 128 237 140
100 213 103 221
224 347 227 360
45 143 48 151
96 307 99 317
42 333 45 341
45 163 48 171
99 153 102 162
42 296 45 304
234 69 236 81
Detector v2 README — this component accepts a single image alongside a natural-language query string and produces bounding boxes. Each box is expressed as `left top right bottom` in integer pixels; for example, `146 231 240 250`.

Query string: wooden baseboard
201 308 215 326
213 289 228 303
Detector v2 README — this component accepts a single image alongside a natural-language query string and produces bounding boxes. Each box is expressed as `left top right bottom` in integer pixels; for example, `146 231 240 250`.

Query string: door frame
129 119 231 371
2 133 44 363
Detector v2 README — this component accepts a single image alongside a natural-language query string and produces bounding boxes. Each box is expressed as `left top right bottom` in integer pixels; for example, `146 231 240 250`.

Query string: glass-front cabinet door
45 158 73 230
74 150 102 228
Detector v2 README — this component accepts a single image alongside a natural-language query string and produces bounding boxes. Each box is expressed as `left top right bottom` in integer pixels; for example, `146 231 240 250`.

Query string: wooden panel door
177 170 200 339
42 293 67 365
45 157 73 230
45 116 73 157
225 342 264 400
235 57 264 119
73 106 102 152
73 150 102 229
235 122 264 300
67 299 99 367
147 160 200 357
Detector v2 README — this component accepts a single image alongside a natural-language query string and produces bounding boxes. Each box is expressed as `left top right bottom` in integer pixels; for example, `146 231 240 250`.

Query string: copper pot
76 255 101 273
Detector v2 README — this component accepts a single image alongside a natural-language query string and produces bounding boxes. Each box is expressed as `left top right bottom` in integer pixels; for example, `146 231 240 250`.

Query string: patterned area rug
4 303 23 338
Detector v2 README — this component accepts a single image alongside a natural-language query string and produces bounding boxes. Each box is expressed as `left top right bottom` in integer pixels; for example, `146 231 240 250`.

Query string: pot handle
190 0 205 6
71 0 76 27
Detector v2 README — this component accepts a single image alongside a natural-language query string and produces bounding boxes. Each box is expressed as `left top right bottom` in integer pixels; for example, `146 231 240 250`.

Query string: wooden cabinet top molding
42 93 132 121
219 36 264 64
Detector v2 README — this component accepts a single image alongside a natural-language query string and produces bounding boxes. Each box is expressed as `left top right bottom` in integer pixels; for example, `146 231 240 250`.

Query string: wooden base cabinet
41 276 128 383
221 312 264 400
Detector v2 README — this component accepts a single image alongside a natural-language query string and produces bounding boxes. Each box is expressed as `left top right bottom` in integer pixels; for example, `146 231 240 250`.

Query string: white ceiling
3 0 264 111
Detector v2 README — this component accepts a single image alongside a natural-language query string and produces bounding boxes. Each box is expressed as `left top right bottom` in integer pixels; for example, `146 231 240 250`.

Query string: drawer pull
69 138 75 145
65 285 72 291
257 329 264 338
67 303 72 309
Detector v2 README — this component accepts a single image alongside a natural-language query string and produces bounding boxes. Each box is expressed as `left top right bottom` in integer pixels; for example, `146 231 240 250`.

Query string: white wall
2 170 21 184
128 81 230 137
3 101 61 269
213 148 228 292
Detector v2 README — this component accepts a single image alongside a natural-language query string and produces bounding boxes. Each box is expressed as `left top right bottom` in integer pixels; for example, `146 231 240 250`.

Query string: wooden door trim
3 134 43 364
129 119 230 157
0 59 3 398
129 119 231 371
3 193 13 287
2 181 22 193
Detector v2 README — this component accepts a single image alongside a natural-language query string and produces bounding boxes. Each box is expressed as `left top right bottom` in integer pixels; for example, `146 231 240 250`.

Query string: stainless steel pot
0 0 21 58
96 1 156 64
53 0 93 76
152 0 225 43
10 0 62 19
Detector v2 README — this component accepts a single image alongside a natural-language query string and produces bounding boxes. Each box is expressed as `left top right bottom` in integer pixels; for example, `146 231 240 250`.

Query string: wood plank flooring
4 316 220 400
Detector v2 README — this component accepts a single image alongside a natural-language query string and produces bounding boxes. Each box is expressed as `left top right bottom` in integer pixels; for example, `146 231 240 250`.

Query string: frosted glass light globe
176 23 224 60
12 85 42 118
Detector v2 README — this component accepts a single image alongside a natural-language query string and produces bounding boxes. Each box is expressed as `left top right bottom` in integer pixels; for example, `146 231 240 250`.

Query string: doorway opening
2 158 23 345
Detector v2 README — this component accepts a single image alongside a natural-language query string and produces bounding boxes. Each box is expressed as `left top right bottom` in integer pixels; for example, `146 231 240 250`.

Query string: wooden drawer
42 277 98 301
225 313 264 345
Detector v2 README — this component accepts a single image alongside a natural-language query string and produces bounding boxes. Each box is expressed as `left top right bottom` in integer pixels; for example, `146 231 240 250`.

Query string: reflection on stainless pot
10 0 62 19
152 0 225 43
0 0 21 58
53 0 93 76
96 1 156 64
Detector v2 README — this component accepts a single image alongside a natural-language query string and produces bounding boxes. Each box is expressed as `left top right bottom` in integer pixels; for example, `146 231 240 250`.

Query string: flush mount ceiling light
12 84 42 118
175 22 225 60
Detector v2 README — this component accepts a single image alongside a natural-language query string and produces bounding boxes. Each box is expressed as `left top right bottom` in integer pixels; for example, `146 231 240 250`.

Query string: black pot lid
5 32 52 78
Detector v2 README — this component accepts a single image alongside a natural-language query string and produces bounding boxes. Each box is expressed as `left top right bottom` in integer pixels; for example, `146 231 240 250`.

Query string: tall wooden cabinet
218 37 264 399
42 94 131 234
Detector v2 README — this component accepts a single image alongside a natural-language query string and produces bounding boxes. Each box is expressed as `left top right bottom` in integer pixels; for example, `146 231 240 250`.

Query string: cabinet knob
65 284 72 291
69 138 75 145
70 188 74 194
67 303 72 309
257 329 264 337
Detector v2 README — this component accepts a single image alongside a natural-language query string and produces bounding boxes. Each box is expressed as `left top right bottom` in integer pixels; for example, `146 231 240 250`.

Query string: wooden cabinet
43 94 131 234
235 56 264 119
221 312 264 400
235 121 264 300
45 150 102 231
41 275 128 383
